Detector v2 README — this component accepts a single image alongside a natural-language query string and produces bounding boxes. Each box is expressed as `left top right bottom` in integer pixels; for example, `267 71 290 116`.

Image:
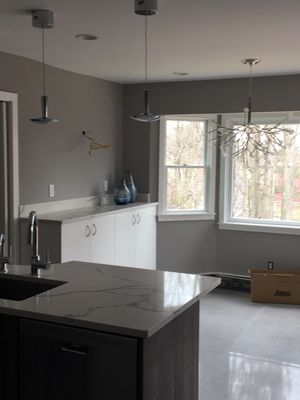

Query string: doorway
0 92 19 263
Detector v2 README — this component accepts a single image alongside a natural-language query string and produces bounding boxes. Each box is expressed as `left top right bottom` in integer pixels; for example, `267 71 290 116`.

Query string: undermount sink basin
0 275 66 301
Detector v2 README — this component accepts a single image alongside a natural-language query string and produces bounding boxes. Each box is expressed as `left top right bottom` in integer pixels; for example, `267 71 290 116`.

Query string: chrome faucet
28 211 50 275
0 233 10 271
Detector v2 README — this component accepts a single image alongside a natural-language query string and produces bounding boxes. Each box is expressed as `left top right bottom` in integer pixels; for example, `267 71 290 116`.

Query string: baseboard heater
200 272 251 292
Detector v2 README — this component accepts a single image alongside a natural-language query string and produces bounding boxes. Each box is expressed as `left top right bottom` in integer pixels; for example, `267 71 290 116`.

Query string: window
220 112 300 234
158 115 216 221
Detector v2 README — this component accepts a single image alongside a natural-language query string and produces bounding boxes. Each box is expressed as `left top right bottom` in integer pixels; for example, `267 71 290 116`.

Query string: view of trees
165 120 206 211
164 119 300 220
232 124 300 221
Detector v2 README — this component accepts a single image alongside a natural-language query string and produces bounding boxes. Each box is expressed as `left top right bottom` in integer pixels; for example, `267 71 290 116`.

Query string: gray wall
123 75 300 274
0 51 123 205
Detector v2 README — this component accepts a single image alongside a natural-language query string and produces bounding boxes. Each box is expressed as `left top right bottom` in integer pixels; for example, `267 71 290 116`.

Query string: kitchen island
0 262 220 400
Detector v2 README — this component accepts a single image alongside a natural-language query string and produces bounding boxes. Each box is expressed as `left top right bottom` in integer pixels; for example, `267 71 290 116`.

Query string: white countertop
35 202 158 223
0 262 220 338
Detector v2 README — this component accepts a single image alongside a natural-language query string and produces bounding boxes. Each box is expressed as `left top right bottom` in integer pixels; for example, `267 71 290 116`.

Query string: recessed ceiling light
173 72 189 76
75 33 99 41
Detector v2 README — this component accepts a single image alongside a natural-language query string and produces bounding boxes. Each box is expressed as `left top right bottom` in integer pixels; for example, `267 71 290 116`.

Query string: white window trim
158 114 217 222
219 110 300 235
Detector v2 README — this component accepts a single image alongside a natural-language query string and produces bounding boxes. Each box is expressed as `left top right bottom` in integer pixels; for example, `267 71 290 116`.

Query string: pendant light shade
30 10 58 124
134 0 158 16
131 3 161 123
131 89 161 122
31 95 58 123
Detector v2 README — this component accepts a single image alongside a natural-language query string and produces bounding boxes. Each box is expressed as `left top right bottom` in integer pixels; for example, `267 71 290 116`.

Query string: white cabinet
135 207 156 269
115 212 136 268
115 206 156 269
61 215 115 265
36 205 157 269
61 219 91 262
90 215 115 265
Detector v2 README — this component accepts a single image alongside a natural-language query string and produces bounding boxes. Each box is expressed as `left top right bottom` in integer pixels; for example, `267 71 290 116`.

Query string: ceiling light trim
75 33 99 41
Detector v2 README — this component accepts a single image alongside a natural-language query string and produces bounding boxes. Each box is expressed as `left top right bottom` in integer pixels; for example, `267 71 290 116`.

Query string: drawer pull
136 213 141 224
92 223 97 236
61 345 88 356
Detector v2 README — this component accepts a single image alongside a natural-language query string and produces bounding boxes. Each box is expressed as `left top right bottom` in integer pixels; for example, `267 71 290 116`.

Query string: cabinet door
135 206 157 269
61 218 91 262
115 211 136 267
0 315 18 400
20 319 138 400
90 214 115 265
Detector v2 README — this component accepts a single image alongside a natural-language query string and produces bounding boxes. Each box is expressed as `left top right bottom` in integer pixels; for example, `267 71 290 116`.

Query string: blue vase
126 170 138 203
114 180 131 205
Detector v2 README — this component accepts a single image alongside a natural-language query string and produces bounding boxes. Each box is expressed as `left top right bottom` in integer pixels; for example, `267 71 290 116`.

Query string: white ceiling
0 0 300 84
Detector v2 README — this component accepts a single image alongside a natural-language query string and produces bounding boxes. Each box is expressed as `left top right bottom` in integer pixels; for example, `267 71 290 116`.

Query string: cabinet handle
136 213 141 224
61 345 88 356
92 223 97 236
132 214 136 225
85 225 91 238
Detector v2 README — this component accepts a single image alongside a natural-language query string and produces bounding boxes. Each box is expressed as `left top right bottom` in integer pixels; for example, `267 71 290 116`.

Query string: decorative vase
114 179 131 205
125 170 138 203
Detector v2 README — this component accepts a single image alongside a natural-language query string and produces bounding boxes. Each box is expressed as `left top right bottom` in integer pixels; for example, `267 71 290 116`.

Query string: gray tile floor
199 289 300 400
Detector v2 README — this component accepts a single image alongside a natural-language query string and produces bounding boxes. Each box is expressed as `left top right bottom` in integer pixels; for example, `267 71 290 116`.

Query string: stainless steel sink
0 275 66 301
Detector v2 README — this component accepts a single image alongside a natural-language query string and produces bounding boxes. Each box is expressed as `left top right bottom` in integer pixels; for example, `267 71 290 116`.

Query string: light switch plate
49 184 55 198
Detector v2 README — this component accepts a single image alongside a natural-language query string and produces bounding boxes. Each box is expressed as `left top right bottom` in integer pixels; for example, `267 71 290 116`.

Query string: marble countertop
0 262 220 338
33 202 158 223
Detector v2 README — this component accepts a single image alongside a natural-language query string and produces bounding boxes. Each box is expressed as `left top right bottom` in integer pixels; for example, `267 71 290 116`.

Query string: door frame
0 91 19 263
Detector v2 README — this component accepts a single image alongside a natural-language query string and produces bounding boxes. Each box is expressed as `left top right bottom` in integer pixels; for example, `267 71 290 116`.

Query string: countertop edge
20 202 158 224
0 307 150 338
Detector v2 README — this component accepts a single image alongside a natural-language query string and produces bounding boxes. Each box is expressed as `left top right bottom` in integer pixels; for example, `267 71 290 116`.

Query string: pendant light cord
42 26 46 97
145 16 148 85
247 62 253 124
248 62 253 98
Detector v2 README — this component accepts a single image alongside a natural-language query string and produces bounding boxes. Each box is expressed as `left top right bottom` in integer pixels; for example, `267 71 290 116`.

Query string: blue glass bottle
126 170 138 203
114 179 131 205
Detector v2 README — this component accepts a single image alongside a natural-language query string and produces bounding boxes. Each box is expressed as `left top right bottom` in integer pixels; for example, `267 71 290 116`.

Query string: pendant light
131 0 161 123
31 10 58 124
210 58 291 156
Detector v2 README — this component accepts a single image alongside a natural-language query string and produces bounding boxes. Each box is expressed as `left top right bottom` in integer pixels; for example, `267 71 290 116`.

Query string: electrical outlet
49 184 55 198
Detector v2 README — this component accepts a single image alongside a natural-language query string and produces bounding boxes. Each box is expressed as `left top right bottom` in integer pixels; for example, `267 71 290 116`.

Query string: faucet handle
31 250 51 275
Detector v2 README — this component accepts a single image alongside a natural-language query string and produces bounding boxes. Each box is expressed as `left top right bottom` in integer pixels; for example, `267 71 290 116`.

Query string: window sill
219 221 300 235
158 213 216 222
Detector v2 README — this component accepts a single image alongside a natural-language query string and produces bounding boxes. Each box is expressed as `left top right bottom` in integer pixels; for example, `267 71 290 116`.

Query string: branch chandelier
131 0 161 123
210 59 292 157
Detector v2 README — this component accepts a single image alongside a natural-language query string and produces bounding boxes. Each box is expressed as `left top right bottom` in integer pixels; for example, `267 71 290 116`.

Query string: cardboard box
249 269 300 305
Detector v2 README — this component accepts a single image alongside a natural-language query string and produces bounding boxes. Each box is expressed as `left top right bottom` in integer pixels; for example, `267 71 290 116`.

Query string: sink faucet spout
27 211 50 275
28 211 40 263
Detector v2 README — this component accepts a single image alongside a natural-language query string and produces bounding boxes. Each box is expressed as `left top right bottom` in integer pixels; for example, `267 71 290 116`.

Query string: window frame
219 111 300 235
158 114 216 222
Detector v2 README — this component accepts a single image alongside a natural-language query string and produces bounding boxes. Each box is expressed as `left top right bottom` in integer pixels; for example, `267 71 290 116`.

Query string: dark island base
141 301 199 400
0 300 199 400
